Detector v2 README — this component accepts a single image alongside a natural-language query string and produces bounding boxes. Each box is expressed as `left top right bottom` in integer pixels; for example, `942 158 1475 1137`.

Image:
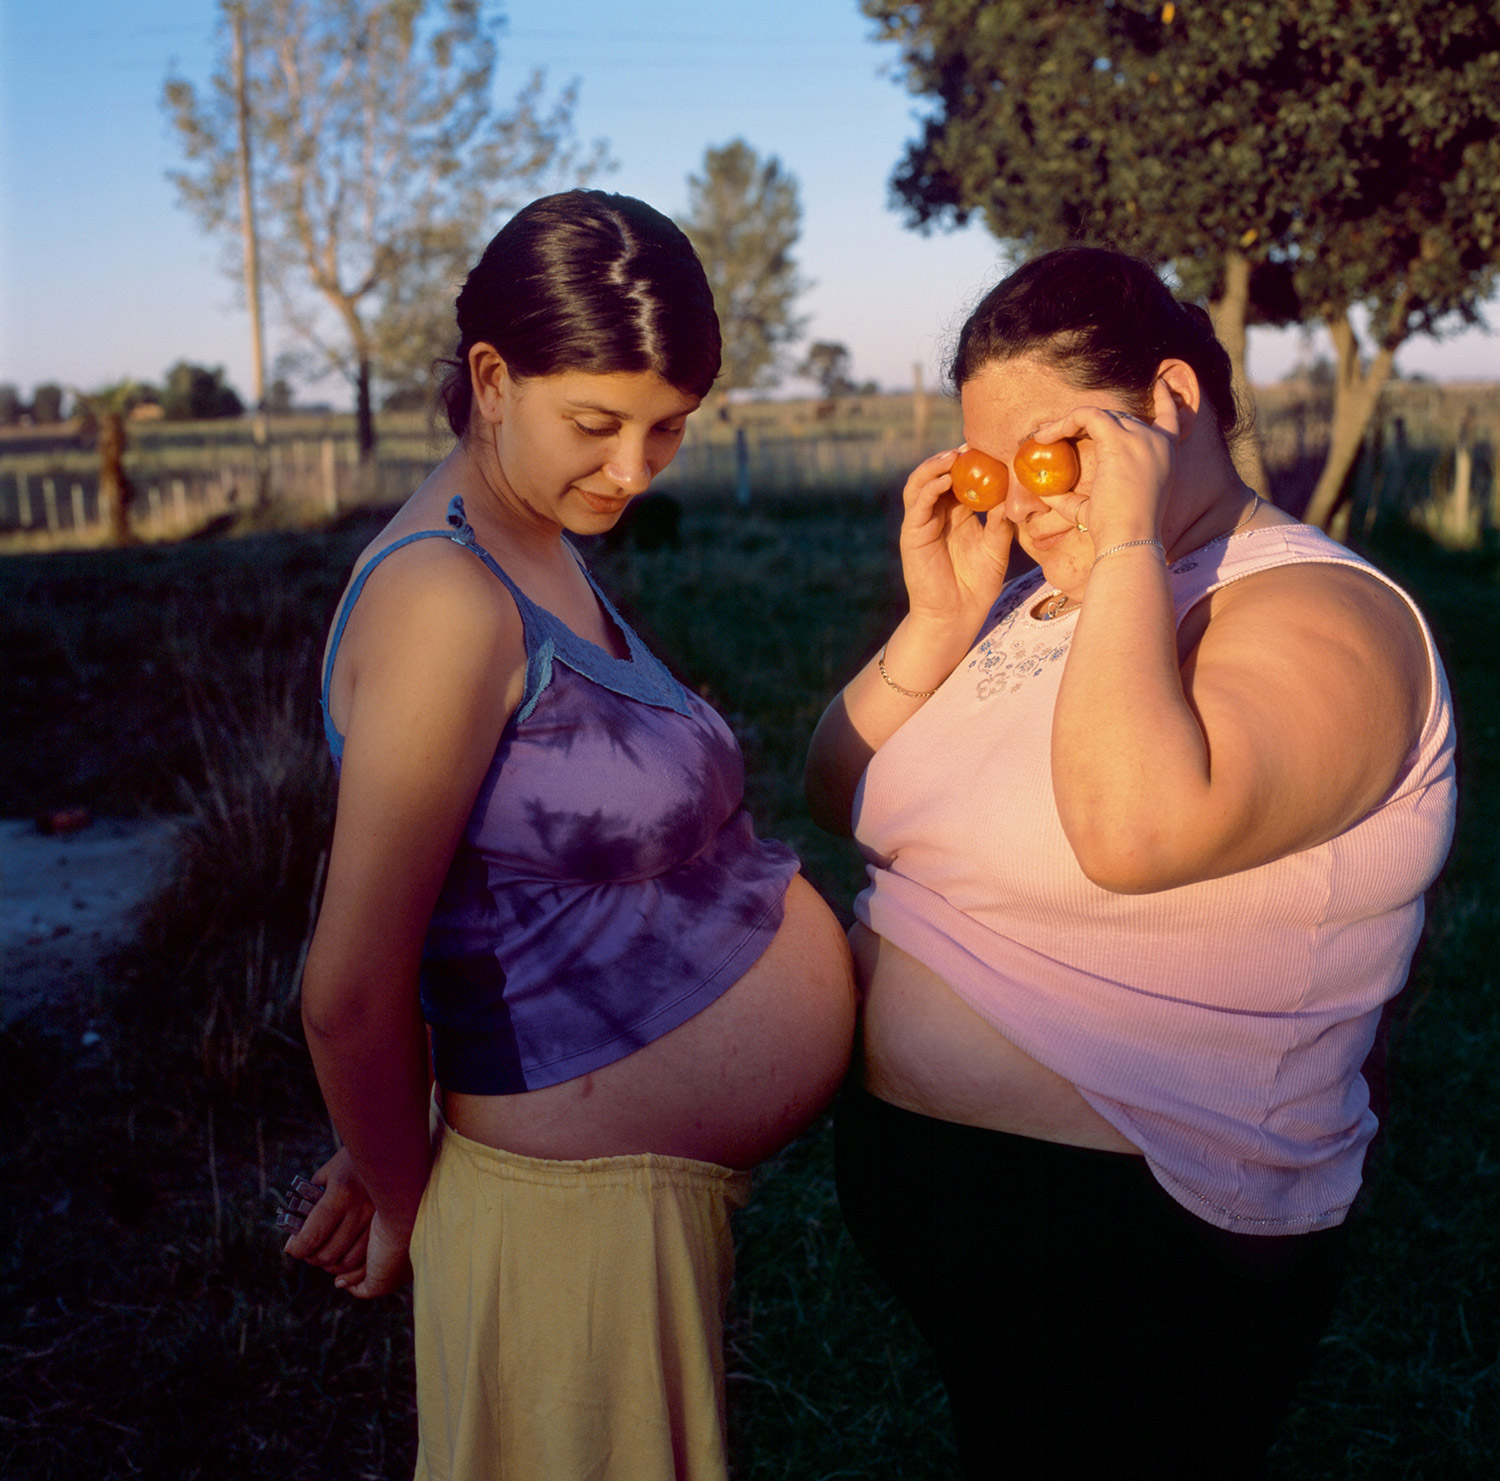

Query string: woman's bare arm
806 448 1013 835
301 541 523 1294
1052 557 1429 893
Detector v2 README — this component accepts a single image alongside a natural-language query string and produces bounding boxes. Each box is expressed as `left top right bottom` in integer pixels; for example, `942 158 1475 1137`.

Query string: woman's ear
1154 358 1202 436
468 343 510 425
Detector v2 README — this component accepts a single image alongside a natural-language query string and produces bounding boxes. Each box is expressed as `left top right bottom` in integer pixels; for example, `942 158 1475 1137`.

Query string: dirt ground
0 815 178 1029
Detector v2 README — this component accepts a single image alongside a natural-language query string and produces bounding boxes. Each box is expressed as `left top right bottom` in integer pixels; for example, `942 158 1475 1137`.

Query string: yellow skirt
411 1109 752 1481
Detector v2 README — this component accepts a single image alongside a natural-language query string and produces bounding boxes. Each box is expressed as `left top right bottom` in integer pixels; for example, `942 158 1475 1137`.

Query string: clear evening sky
1 0 1494 408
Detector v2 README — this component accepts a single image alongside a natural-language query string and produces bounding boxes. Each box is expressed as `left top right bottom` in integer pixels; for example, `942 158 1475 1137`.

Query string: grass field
1 493 1496 1478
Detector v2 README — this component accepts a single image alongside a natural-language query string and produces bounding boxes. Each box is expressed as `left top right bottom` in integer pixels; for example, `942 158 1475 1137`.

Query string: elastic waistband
432 1099 753 1197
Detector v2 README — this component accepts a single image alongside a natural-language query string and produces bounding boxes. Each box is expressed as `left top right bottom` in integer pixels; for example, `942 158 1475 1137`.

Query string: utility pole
231 2 269 505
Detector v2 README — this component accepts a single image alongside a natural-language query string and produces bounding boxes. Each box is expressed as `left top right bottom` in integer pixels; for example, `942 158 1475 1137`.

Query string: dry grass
1 496 1495 1478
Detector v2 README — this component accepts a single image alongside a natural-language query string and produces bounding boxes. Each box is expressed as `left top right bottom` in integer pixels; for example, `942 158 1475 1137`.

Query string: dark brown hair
949 247 1241 442
438 190 721 438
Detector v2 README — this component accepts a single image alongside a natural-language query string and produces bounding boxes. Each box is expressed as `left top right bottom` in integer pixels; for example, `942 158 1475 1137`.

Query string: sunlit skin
290 354 855 1297
805 350 1430 1150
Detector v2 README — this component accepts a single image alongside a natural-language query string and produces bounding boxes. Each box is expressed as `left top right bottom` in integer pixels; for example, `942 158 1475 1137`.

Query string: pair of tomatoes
950 440 1080 512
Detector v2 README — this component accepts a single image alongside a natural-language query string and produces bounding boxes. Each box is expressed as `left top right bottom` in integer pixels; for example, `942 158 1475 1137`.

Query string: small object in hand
275 1174 324 1234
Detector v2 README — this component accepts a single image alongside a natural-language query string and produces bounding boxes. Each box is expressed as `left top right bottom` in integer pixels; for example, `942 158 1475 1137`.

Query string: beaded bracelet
877 647 937 699
1091 537 1165 566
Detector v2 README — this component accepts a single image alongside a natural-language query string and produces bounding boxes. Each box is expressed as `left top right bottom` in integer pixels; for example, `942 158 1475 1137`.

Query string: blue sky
1 0 1494 406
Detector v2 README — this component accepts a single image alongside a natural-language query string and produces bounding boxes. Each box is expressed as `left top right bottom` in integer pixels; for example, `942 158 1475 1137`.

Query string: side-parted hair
438 190 722 438
949 247 1242 443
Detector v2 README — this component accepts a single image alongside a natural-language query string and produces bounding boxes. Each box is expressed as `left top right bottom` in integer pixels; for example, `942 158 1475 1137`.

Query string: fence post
321 438 338 514
71 482 87 531
734 426 750 508
42 478 59 532
16 472 30 527
147 485 163 531
172 478 188 529
1452 411 1475 545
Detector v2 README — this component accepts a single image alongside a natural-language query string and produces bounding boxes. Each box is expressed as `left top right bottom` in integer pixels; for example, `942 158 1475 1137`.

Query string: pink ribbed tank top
853 524 1456 1232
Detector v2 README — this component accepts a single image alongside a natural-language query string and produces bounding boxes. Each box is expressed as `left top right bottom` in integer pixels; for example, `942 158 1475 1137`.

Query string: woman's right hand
898 447 1014 641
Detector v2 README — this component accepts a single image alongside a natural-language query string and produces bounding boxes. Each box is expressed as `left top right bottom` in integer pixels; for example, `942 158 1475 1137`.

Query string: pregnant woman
807 247 1456 1478
287 190 854 1481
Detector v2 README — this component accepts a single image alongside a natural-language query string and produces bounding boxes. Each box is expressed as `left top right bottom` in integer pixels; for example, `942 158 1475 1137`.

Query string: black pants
834 1084 1350 1480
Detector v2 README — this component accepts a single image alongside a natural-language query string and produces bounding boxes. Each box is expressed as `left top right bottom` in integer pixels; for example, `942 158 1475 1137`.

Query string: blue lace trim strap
320 526 471 758
446 494 691 719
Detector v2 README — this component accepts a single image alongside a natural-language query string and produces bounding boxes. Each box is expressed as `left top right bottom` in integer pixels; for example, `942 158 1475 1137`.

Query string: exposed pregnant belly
444 874 857 1168
853 923 1139 1154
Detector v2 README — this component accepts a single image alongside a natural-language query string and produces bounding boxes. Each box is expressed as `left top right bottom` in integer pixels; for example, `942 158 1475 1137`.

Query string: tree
160 362 245 421
0 385 21 426
75 382 152 545
800 341 857 398
163 0 604 461
863 0 1500 529
31 385 65 425
265 377 296 415
678 139 808 394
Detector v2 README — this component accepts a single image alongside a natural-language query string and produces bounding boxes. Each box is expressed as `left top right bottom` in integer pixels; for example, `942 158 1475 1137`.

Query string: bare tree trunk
98 412 136 546
1302 312 1400 534
1208 249 1270 501
355 356 376 463
231 3 270 507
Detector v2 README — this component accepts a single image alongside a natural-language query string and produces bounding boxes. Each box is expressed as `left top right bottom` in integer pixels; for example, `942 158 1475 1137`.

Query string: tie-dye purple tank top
322 496 799 1093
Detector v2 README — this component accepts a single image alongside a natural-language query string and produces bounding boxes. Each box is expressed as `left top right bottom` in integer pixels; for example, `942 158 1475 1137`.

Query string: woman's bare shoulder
1208 556 1428 682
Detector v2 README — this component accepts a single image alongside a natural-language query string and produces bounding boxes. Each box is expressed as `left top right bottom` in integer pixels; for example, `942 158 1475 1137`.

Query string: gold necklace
1173 493 1262 562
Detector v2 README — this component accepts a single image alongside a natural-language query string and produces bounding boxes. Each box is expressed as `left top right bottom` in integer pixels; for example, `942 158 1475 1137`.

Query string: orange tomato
950 447 1008 510
1014 438 1081 497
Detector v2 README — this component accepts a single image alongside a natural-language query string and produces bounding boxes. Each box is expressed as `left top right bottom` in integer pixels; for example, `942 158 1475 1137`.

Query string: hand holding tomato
1024 380 1181 545
895 446 1013 645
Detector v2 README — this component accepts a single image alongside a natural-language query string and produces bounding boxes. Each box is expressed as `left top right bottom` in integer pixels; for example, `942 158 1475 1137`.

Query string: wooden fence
0 385 1494 545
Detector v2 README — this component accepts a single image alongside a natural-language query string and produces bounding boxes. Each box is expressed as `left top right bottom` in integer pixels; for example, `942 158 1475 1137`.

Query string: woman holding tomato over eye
288 190 855 1481
806 247 1455 1479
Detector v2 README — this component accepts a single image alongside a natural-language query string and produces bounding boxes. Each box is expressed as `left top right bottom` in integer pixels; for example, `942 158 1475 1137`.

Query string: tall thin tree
165 0 606 462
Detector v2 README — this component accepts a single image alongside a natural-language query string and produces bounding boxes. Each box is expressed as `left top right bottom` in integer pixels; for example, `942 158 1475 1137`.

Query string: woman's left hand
1024 377 1180 548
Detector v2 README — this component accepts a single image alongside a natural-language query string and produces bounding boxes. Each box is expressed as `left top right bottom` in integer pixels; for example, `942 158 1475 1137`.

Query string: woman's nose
604 453 651 492
1002 479 1048 524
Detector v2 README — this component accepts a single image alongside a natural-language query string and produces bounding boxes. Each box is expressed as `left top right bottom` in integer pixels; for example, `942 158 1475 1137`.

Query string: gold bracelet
1091 537 1165 566
877 647 937 699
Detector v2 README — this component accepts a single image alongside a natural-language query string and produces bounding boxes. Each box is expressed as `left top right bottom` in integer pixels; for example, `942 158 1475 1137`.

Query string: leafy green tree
163 0 604 461
160 362 245 421
678 139 808 394
863 0 1500 528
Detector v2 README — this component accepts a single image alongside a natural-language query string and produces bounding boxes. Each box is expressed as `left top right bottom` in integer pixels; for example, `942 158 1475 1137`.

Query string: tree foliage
30 385 65 426
163 0 604 458
863 0 1500 528
678 139 808 393
159 362 245 421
